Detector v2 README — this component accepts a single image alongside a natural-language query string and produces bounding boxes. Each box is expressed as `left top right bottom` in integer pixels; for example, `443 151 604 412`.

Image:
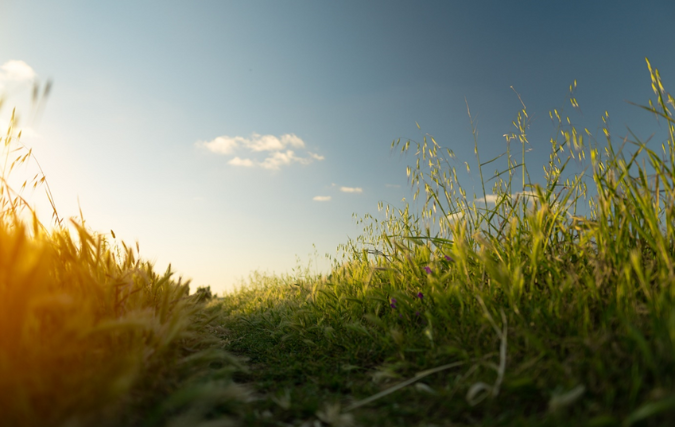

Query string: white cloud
0 60 36 91
197 132 305 154
470 193 528 205
248 133 285 151
280 133 305 149
385 184 401 188
228 157 254 167
196 132 322 170
260 150 317 170
313 196 331 202
199 136 241 155
447 211 465 222
340 186 363 193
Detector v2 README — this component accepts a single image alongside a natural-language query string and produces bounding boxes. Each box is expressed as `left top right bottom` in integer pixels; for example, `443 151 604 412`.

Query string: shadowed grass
219 59 675 426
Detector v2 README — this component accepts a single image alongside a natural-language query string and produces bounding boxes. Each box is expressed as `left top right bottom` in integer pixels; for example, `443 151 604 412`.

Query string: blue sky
1 1 673 294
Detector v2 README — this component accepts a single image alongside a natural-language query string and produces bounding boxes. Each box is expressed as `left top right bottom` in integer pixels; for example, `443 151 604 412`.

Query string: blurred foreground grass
0 90 248 426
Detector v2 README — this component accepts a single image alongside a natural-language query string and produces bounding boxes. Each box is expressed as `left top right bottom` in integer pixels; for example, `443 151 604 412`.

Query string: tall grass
220 59 675 426
0 88 247 426
4 57 674 426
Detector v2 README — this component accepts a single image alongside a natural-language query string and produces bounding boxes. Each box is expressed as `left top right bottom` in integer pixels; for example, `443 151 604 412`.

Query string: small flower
424 266 432 274
417 292 424 299
444 255 453 262
390 298 397 309
415 311 421 316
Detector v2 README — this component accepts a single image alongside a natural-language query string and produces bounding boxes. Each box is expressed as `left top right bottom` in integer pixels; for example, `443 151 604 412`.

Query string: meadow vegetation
2 58 675 426
219 59 675 426
0 88 248 426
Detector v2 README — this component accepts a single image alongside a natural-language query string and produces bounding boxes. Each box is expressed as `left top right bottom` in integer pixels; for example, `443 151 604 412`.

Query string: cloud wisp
0 60 36 92
0 60 42 139
196 132 324 170
339 186 362 193
312 184 365 202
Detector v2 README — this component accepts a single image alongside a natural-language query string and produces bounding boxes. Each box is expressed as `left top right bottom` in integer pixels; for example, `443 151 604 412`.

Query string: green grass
4 58 675 426
217 59 675 426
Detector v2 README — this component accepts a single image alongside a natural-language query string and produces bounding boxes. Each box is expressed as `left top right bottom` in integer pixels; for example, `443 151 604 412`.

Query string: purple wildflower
417 292 424 299
424 266 432 274
415 311 421 316
444 255 453 261
390 298 397 309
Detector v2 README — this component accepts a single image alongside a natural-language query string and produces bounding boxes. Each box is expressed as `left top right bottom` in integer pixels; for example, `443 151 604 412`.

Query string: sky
0 0 673 294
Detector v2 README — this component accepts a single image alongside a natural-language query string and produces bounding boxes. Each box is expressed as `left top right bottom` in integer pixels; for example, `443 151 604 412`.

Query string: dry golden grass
0 87 247 427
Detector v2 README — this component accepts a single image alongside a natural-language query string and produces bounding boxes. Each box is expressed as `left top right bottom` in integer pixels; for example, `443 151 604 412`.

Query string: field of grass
218 60 675 426
2 58 675 426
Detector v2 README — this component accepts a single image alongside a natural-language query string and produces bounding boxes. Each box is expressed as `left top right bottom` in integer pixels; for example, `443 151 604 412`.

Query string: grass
3 58 675 426
217 59 675 426
0 87 249 426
